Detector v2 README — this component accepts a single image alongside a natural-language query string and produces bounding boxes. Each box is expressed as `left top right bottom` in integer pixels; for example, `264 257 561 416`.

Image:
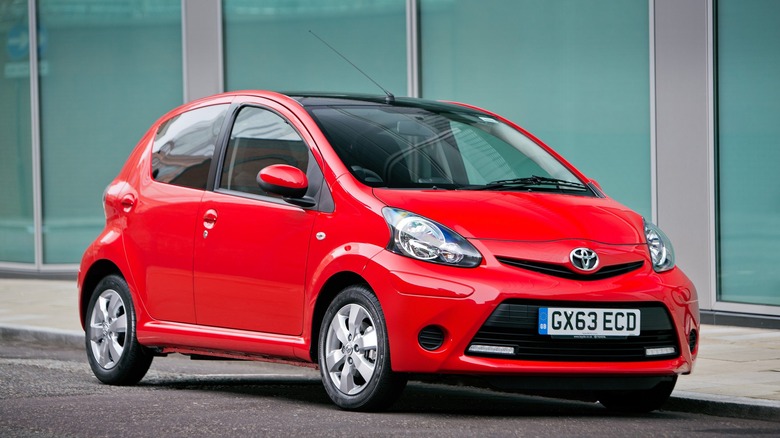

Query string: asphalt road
1 339 778 438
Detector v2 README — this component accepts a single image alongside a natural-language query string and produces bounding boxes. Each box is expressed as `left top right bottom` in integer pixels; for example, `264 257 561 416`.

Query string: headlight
382 208 482 268
644 219 675 272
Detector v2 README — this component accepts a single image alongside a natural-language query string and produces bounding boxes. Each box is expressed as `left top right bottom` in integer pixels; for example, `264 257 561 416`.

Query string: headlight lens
644 219 675 272
383 208 482 267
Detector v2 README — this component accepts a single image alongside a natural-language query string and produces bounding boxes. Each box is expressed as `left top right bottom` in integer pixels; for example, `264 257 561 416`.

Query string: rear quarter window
151 104 229 189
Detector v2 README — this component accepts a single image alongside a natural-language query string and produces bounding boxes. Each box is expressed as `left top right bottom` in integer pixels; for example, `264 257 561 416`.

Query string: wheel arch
309 271 371 362
79 260 124 329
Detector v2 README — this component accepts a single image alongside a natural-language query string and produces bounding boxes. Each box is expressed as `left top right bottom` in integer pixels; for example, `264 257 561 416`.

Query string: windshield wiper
459 175 588 192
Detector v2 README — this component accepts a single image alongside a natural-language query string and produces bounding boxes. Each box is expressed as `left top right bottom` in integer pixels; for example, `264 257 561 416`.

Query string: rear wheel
598 376 677 413
85 275 153 385
318 284 407 411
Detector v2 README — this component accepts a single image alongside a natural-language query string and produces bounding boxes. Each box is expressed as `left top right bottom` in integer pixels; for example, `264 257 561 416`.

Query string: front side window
308 104 590 195
219 106 309 197
152 104 229 190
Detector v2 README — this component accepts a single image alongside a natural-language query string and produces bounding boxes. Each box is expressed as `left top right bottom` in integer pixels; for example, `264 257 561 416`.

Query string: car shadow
135 373 679 419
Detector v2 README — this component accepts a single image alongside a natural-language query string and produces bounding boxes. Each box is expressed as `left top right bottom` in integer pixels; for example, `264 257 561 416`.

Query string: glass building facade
223 0 406 95
716 0 780 308
420 0 652 218
1 1 33 264
1 0 777 320
1 0 182 266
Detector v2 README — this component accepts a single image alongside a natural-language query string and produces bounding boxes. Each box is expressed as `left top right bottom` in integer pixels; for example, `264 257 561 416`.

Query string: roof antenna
309 30 395 104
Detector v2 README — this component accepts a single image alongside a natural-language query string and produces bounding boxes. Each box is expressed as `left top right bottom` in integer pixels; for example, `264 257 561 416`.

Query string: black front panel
467 300 680 362
496 257 644 281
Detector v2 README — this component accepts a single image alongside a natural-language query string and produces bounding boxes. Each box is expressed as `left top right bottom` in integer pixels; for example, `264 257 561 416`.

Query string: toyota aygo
78 91 699 412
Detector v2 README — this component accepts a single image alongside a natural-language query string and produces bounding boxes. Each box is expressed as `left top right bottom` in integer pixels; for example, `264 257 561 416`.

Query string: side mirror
257 164 309 199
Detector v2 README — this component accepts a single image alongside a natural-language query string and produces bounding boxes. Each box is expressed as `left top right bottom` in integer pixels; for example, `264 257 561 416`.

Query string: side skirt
137 320 313 365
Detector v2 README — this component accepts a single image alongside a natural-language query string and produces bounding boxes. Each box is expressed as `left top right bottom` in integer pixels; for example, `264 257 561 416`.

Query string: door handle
120 194 136 213
203 209 218 229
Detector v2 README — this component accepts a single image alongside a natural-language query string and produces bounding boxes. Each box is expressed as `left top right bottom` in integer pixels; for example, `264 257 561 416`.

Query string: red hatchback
78 91 699 412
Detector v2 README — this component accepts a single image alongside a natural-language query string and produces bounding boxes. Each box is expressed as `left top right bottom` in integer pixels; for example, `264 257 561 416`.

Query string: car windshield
308 104 592 195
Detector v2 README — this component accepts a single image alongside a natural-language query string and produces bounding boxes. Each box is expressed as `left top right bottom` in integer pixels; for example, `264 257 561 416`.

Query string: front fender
307 243 385 298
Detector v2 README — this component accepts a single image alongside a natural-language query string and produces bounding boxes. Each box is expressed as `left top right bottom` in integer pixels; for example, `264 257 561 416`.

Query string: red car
78 91 699 412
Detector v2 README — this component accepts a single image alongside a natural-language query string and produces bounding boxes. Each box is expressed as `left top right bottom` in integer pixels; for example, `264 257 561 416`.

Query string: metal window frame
182 0 224 102
406 0 420 98
29 0 42 270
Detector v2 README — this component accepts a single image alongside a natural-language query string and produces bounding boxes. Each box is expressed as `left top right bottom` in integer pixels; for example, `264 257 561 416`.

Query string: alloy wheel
323 303 379 395
87 288 127 370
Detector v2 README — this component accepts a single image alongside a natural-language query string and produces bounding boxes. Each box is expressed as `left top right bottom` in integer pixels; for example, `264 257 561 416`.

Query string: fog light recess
689 329 698 353
418 325 445 351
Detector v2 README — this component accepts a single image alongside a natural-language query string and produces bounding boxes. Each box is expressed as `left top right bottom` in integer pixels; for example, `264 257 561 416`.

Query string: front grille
496 257 644 281
467 301 680 362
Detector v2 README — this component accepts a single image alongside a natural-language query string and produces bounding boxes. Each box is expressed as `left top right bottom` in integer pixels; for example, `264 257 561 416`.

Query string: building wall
1 0 777 319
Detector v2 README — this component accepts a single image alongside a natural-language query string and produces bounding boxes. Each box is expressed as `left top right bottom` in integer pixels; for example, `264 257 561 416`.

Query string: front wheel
598 376 677 413
85 275 153 385
318 284 407 411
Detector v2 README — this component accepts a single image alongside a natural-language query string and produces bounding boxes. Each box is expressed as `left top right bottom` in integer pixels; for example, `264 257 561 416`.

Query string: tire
85 275 153 385
318 284 407 411
598 376 677 413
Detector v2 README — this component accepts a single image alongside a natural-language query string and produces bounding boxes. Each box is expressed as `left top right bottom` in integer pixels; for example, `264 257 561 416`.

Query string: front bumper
363 248 699 378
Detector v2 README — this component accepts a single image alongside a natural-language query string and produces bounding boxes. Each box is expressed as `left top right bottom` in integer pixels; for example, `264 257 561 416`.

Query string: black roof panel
285 92 487 115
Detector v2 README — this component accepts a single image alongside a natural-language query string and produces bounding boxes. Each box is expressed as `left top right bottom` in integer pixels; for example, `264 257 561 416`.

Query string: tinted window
152 104 229 189
219 106 309 197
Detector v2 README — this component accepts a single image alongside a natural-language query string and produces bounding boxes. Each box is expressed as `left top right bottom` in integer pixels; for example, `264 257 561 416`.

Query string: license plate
538 307 640 337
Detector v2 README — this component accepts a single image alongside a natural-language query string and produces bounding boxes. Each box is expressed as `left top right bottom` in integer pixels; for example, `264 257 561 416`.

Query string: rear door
123 102 230 323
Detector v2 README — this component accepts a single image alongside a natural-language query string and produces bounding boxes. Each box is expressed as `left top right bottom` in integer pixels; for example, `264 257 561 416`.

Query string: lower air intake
418 325 445 351
689 329 698 353
467 300 680 362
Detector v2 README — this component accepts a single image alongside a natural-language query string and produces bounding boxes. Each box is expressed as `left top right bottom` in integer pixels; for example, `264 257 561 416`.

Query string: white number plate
538 308 641 337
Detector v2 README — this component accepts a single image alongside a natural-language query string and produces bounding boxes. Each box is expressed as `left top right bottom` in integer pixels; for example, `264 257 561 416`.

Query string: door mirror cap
257 165 308 198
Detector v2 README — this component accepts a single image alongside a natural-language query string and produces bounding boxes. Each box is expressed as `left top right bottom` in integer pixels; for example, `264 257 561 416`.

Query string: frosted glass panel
717 0 780 306
223 0 406 95
0 1 34 263
421 0 651 217
38 0 183 263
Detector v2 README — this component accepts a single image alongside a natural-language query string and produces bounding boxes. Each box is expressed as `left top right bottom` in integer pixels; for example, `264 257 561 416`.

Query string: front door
193 104 318 335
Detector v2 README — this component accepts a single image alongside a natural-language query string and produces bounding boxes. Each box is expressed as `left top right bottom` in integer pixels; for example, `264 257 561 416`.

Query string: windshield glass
308 104 590 194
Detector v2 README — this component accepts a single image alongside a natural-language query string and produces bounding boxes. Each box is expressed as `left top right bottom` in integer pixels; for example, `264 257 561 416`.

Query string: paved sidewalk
1 278 779 421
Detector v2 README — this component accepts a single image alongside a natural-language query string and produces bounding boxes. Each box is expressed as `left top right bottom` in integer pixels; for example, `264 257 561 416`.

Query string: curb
0 324 83 349
2 324 779 422
666 391 780 423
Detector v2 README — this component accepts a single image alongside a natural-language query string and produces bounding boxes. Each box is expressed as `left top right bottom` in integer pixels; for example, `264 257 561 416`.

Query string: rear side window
218 106 309 197
151 104 229 190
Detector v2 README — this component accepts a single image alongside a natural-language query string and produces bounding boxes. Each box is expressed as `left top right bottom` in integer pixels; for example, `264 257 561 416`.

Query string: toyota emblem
570 248 599 272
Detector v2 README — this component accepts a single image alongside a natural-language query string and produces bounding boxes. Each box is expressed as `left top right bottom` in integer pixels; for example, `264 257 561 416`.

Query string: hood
372 189 645 244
